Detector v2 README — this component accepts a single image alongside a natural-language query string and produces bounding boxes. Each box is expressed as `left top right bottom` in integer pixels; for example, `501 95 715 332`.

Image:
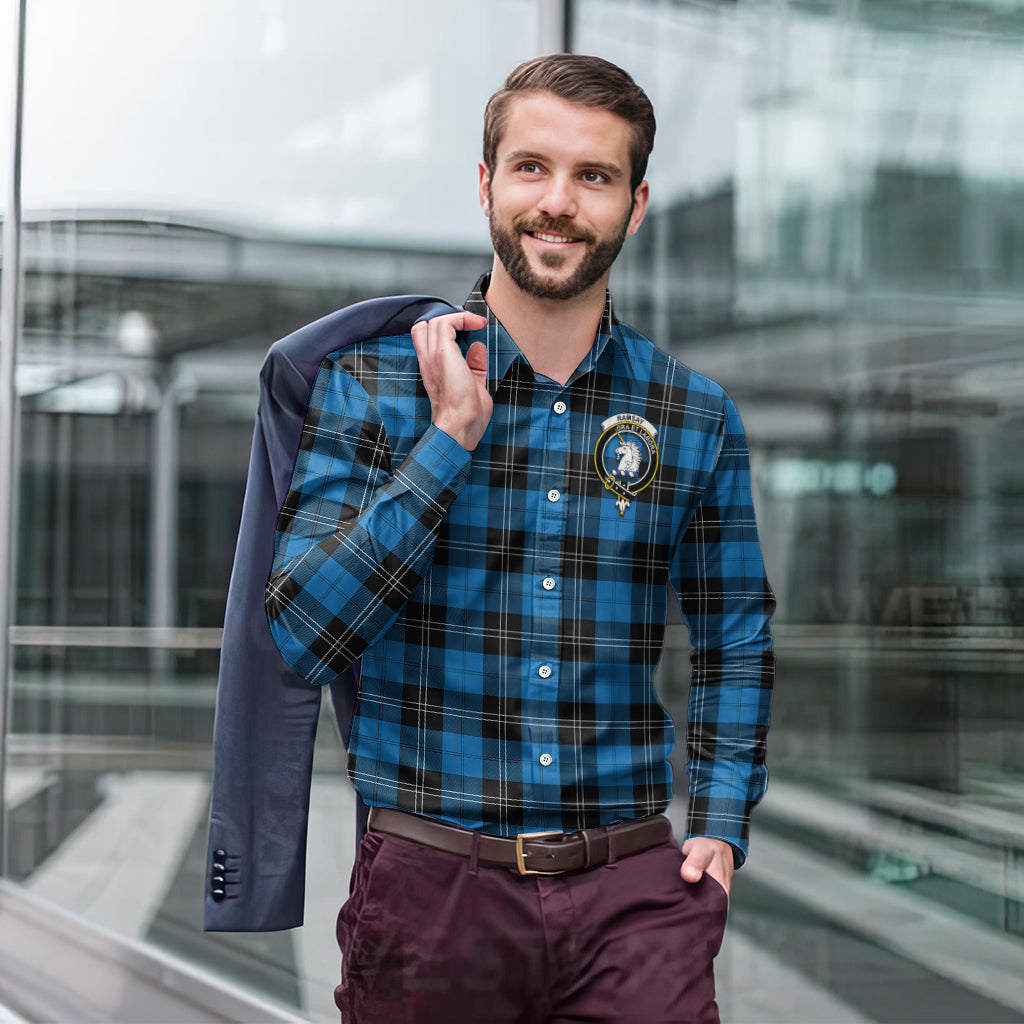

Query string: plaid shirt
266 276 774 862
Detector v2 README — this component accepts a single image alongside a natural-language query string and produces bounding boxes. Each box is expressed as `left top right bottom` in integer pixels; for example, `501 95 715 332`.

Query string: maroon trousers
335 827 728 1023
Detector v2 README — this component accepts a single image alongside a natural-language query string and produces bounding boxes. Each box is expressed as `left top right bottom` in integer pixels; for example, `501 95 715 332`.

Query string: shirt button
542 577 556 591
538 665 552 679
539 753 553 767
553 401 567 415
547 489 560 503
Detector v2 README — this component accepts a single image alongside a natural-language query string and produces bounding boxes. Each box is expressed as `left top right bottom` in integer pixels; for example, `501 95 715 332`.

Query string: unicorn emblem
613 440 642 479
594 413 660 516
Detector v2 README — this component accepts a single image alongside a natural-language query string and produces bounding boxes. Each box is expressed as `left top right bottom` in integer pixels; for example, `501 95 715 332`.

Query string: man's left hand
679 836 734 896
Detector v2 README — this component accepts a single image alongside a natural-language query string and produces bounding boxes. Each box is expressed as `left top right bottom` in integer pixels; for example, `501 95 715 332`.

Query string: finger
679 845 712 883
466 341 488 378
412 319 433 348
411 323 427 365
440 311 488 339
426 312 465 354
423 310 486 338
416 327 440 372
458 311 488 332
680 859 705 883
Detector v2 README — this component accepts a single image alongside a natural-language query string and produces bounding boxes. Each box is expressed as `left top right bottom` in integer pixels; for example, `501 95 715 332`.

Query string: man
265 54 774 1023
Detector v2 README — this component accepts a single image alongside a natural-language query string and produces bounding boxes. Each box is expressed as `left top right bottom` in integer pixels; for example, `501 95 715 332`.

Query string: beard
488 188 631 301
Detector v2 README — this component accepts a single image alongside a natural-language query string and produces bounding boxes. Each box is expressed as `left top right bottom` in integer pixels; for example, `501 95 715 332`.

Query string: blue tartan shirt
266 276 775 863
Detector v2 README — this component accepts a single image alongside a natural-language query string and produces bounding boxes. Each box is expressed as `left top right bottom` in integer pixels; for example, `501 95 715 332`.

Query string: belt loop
468 831 480 877
606 827 618 869
581 829 593 870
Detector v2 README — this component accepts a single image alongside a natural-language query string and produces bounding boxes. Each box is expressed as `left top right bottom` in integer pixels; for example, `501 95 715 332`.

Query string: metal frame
538 0 573 52
0 0 27 880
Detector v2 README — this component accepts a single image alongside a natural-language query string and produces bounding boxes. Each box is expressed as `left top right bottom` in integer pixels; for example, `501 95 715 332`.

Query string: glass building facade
1 1 1023 1020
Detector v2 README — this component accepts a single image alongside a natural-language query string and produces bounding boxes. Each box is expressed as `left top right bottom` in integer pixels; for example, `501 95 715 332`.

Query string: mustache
513 216 595 245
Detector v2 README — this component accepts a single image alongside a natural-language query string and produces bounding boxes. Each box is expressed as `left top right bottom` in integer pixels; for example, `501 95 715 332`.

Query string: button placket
525 386 569 821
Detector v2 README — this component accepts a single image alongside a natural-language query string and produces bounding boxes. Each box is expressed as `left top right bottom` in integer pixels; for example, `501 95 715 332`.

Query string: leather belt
368 807 673 876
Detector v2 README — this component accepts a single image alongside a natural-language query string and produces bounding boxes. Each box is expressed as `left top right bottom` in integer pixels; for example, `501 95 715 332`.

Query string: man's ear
479 162 491 216
626 180 650 237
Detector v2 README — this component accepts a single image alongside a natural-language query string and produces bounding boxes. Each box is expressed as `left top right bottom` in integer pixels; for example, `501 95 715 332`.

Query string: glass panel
0 0 19 893
576 1 1024 1021
13 2 539 1018
0 2 12 217
21 0 541 248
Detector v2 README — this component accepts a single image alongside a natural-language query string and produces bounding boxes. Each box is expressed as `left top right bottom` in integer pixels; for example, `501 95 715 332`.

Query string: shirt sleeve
265 361 472 685
669 394 775 867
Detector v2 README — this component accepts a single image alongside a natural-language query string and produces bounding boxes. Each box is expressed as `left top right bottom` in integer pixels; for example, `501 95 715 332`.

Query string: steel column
537 0 572 53
0 0 28 878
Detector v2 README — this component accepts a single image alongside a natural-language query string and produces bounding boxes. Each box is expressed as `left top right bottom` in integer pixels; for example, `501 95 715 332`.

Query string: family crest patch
593 413 660 515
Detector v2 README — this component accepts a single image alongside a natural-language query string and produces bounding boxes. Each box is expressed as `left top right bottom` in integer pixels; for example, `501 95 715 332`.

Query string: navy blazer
204 294 458 932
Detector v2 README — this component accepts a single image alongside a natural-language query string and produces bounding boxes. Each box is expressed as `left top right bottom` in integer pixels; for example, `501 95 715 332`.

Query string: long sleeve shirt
266 276 775 863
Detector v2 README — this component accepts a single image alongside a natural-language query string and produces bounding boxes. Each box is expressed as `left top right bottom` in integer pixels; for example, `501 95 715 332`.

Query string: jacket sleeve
669 395 775 867
204 386 331 931
264 359 472 685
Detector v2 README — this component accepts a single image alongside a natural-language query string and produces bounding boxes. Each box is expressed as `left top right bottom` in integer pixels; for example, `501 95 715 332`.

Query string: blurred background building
1 0 1023 1021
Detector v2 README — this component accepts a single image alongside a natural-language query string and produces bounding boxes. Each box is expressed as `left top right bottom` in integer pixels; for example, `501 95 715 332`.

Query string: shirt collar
462 273 632 388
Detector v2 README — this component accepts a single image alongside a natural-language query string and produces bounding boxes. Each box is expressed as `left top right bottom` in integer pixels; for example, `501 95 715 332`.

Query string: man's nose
536 175 578 220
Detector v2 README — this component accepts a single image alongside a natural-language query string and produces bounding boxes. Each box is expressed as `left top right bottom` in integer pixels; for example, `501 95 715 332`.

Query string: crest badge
593 413 659 515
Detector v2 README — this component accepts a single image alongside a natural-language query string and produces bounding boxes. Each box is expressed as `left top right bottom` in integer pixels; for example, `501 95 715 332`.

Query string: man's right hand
412 311 491 451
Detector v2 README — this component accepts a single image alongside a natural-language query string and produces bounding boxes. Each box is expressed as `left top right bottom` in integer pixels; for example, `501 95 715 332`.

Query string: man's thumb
466 341 488 377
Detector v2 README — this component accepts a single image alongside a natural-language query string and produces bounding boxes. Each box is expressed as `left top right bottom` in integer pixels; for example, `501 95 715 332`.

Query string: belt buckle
515 830 565 876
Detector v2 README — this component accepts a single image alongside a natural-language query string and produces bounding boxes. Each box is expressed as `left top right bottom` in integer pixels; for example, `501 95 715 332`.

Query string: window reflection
581 1 1024 1020
7 2 535 1018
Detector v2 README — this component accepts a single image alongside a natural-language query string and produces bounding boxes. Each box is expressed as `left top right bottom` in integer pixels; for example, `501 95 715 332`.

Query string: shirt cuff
385 422 473 527
420 421 475 472
684 828 746 869
685 804 751 868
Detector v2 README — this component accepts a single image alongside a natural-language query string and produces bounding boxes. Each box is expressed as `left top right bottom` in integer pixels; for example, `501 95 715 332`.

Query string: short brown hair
483 54 656 193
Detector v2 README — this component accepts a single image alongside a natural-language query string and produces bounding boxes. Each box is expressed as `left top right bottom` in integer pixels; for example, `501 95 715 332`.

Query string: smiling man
265 54 775 1023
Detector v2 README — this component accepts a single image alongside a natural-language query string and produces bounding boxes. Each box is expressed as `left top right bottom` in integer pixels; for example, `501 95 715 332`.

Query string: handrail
10 625 224 649
0 880 309 1023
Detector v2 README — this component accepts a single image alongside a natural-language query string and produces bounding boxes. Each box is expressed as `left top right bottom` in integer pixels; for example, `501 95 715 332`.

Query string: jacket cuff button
211 888 226 902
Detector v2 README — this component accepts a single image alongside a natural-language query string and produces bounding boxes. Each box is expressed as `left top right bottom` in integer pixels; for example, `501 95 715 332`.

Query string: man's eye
518 162 541 174
582 171 607 184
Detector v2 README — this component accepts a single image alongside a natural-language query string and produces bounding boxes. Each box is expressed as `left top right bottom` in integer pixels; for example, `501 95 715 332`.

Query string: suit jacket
204 294 458 932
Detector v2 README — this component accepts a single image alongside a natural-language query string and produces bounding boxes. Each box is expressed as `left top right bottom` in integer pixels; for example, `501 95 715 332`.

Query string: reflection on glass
9 1 539 1019
0 0 13 216
579 1 1024 1021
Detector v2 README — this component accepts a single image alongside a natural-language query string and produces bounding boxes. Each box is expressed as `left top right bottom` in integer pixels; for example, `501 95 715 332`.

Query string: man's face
480 92 649 302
